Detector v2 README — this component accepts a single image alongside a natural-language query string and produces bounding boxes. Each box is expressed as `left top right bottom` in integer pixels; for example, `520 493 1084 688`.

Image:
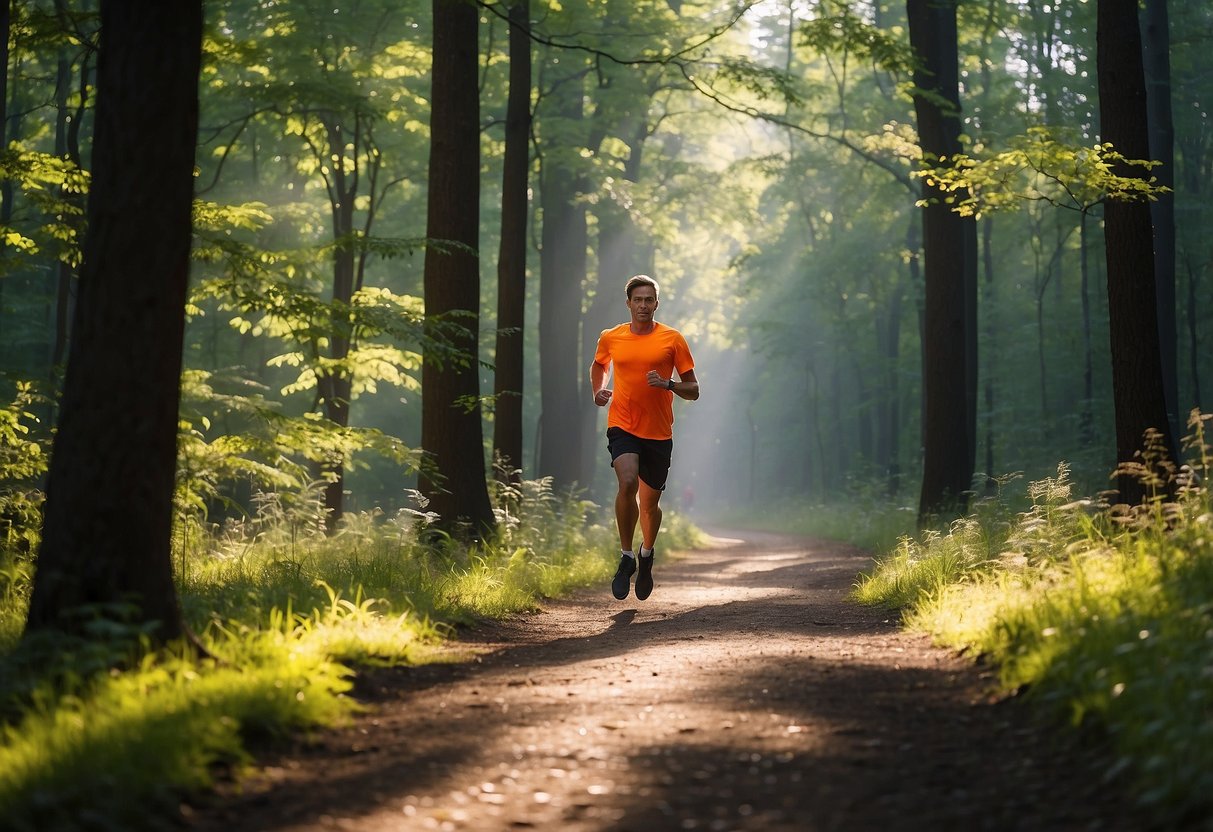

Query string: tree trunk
537 58 587 489
1079 210 1095 444
1097 0 1178 502
316 122 357 532
491 0 530 484
1141 0 1179 440
26 0 202 643
0 0 11 226
580 202 633 494
52 47 76 372
980 215 995 490
907 0 977 523
420 0 495 537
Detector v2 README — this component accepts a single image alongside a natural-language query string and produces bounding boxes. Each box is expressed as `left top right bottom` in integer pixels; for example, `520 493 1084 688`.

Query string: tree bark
1141 0 1178 441
1097 0 1178 501
492 0 530 484
907 0 977 523
26 0 202 643
420 0 495 536
537 58 587 489
315 118 358 532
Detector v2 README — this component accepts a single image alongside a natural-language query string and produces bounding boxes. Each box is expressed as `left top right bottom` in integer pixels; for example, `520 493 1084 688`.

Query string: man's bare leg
638 480 663 551
611 454 641 600
613 453 640 552
635 480 662 600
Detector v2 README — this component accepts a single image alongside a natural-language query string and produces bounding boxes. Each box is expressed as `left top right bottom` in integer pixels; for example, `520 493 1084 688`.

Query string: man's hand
646 370 671 389
594 388 613 407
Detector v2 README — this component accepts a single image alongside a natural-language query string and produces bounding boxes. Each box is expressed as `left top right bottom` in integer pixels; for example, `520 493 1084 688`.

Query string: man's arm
648 367 700 401
590 360 613 406
673 368 699 401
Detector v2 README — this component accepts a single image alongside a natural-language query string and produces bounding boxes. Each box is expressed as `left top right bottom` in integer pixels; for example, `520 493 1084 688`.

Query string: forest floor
186 531 1150 832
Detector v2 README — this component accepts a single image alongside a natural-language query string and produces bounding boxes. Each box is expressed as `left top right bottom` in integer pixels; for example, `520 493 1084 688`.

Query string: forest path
189 532 1139 831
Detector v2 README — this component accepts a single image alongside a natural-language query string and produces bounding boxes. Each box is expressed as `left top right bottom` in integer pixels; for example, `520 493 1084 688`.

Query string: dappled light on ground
189 534 1143 831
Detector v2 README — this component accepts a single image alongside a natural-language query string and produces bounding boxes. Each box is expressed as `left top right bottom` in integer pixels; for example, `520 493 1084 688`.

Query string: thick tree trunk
1142 0 1178 440
907 0 977 523
1097 0 1178 502
26 1 202 643
492 0 530 484
420 0 495 536
537 61 587 489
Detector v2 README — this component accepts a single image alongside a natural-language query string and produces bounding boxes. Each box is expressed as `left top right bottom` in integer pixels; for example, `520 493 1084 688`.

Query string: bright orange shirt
594 322 695 440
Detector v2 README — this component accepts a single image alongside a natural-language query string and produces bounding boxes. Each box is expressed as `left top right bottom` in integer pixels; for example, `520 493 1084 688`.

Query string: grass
0 477 703 831
0 631 352 832
856 421 1213 825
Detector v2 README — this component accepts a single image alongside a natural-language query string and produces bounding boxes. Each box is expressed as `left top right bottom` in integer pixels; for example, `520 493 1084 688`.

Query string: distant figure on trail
681 483 695 513
590 275 699 601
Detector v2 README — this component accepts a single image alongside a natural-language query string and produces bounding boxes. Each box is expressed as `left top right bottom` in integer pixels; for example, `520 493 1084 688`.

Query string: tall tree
536 55 588 489
907 0 978 522
1097 0 1178 500
26 0 202 641
50 0 92 374
1142 0 1178 440
420 0 495 535
492 0 530 483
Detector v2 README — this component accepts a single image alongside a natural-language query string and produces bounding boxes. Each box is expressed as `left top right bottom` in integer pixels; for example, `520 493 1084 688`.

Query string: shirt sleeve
673 332 695 375
593 329 612 367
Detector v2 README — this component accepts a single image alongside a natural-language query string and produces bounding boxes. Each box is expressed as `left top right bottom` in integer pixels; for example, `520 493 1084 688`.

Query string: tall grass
0 475 701 830
857 412 1213 824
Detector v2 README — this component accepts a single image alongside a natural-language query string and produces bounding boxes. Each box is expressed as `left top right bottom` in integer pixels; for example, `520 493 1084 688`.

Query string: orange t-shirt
593 322 695 440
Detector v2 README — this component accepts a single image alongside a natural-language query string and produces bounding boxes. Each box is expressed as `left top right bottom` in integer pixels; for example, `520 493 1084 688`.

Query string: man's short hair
625 274 659 300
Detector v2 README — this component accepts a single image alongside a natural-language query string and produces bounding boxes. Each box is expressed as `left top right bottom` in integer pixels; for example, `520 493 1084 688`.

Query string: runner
590 275 700 601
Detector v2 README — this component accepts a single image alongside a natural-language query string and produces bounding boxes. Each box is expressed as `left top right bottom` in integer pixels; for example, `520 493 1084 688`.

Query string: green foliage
0 626 354 832
915 127 1170 219
176 367 423 527
0 146 89 270
857 412 1213 821
0 383 49 650
189 197 463 405
797 3 916 79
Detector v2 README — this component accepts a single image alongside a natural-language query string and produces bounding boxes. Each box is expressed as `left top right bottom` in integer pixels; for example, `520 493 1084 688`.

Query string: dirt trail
189 532 1142 831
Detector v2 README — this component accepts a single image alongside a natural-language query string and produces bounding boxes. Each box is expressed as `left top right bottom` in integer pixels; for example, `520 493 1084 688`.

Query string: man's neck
629 320 657 335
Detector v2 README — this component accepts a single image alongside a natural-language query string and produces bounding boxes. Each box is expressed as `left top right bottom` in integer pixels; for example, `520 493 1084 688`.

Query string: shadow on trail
191 534 1146 832
199 648 998 831
198 642 1141 832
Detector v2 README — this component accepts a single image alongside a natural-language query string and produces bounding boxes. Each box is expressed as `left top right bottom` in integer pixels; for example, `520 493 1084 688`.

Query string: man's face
627 286 658 323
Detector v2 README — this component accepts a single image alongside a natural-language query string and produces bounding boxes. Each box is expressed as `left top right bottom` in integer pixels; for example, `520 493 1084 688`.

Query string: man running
590 275 699 601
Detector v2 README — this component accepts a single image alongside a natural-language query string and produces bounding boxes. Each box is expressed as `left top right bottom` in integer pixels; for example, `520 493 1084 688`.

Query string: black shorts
607 427 673 491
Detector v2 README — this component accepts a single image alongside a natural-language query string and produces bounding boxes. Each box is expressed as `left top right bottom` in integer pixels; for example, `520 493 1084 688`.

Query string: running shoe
611 555 636 600
635 551 655 600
